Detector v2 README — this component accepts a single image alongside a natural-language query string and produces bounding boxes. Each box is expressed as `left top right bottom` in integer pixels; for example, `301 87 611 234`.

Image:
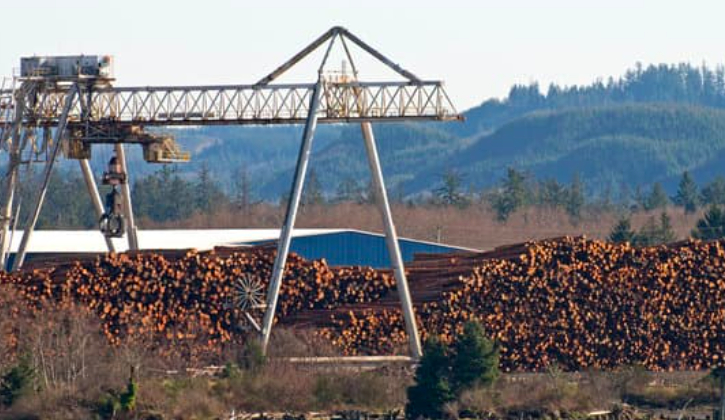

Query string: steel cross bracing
0 81 457 133
0 26 463 360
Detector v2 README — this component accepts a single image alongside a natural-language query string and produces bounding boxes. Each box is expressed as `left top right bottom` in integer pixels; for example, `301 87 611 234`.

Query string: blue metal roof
250 230 472 268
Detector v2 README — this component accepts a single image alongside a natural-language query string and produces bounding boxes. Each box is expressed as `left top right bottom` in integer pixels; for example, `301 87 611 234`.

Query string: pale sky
2 0 724 111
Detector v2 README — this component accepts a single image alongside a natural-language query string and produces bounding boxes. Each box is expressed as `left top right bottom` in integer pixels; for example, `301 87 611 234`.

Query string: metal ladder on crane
0 75 17 148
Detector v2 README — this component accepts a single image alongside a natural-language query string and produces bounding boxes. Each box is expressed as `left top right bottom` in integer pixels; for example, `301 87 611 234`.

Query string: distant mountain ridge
409 104 725 196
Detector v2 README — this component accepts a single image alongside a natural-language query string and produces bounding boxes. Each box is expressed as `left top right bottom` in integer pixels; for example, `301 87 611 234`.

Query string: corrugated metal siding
253 231 467 268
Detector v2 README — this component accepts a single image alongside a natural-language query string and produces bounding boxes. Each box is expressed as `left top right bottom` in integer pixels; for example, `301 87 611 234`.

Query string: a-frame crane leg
0 92 25 270
360 122 423 359
0 158 19 270
12 86 78 271
260 82 323 353
114 144 138 251
79 159 116 253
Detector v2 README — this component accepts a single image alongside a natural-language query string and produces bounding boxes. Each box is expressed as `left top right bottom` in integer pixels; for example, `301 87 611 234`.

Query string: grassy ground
0 322 719 420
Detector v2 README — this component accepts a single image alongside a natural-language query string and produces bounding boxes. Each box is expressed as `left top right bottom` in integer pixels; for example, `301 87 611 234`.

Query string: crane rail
0 81 459 132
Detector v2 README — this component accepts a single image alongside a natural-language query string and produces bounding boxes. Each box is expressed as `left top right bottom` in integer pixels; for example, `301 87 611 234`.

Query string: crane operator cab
99 155 127 238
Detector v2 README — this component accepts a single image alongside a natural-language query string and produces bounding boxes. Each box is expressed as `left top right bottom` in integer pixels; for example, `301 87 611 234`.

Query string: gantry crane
0 26 461 358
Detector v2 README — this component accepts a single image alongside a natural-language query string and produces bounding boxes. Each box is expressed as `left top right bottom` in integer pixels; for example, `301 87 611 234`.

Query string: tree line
9 162 725 248
505 62 725 114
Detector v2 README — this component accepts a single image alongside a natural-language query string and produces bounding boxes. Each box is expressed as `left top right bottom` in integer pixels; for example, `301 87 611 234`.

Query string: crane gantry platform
0 26 461 358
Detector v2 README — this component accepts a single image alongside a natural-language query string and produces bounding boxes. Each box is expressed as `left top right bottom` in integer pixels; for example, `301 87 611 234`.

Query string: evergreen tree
302 169 325 206
692 205 725 240
633 185 647 211
194 163 226 213
434 169 469 208
132 165 196 222
634 216 661 247
702 176 725 205
34 171 96 229
635 212 676 246
166 166 195 220
361 179 377 205
491 168 529 221
673 171 699 214
334 176 364 203
645 182 669 211
609 217 636 244
566 174 585 218
450 321 499 393
232 168 255 211
0 356 35 407
658 212 676 243
537 178 566 207
405 338 454 420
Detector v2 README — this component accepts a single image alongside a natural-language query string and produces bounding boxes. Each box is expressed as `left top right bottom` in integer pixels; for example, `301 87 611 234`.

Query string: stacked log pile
4 236 725 371
0 247 394 357
322 237 725 371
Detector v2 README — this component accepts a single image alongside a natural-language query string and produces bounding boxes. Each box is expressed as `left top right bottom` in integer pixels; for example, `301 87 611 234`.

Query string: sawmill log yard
4 2 725 418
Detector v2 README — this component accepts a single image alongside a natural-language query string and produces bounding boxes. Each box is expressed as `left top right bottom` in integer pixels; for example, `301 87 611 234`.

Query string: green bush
0 356 35 407
95 372 138 419
96 394 121 420
119 377 138 412
405 338 454 420
451 321 499 393
240 339 267 372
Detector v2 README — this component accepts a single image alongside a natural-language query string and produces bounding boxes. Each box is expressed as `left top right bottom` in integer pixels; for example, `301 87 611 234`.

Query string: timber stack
3 237 725 371
322 237 725 371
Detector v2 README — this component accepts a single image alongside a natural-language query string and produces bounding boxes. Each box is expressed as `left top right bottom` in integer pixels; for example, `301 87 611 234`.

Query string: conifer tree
195 162 226 213
658 212 676 243
450 321 499 393
635 216 660 247
434 169 469 208
692 205 725 240
334 176 363 203
0 356 34 407
646 182 669 211
302 169 325 206
702 177 725 206
674 171 699 214
405 338 454 420
635 212 676 246
537 178 566 207
492 168 529 221
609 217 636 244
566 174 585 218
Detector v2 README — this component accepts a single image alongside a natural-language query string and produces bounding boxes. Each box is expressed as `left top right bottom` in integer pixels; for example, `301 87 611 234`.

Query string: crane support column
79 159 116 253
12 85 78 271
0 160 18 270
260 81 323 353
0 93 25 270
114 144 138 251
360 122 422 359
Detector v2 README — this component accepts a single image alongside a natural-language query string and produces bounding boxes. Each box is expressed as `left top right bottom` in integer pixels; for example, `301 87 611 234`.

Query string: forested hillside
407 104 725 196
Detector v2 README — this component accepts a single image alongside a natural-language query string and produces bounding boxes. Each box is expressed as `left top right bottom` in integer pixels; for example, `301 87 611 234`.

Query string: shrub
240 339 266 372
450 321 499 393
0 356 35 407
405 337 454 420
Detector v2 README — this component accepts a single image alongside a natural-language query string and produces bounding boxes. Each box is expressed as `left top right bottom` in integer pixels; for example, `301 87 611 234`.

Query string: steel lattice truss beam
1 81 457 133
